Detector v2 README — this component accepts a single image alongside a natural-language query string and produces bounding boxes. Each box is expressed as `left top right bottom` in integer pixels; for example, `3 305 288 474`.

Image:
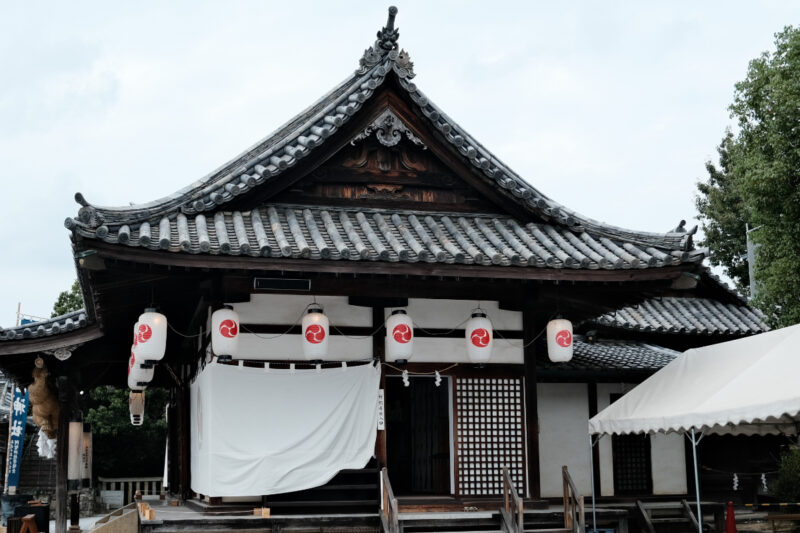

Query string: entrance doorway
386 375 451 495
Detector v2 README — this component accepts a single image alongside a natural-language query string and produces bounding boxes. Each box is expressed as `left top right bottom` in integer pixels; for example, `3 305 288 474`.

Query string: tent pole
691 428 702 533
589 434 597 533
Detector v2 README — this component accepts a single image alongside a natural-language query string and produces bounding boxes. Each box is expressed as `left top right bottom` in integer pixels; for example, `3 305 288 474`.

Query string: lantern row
126 305 575 396
207 305 574 364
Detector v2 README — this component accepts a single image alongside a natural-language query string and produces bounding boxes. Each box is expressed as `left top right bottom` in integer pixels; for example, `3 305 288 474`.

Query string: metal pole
589 434 598 533
691 428 702 533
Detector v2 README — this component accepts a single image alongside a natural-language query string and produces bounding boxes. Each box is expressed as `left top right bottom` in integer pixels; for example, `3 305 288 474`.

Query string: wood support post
177 379 191 500
587 382 601 497
55 377 72 533
522 308 541 499
373 306 387 466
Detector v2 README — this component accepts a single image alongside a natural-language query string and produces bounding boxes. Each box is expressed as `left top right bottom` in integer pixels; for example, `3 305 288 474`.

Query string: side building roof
588 296 768 336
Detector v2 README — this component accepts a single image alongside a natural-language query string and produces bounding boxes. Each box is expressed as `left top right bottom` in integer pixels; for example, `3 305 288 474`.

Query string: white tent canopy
589 323 800 437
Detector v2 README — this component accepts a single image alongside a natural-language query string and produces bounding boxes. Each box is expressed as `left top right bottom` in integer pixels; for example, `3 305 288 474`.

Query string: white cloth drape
191 361 380 497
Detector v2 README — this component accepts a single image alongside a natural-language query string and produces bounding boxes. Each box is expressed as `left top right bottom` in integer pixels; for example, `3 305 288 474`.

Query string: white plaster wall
232 295 372 326
406 299 522 329
595 383 687 496
651 433 687 494
386 337 523 364
235 333 372 361
596 383 625 496
538 383 592 497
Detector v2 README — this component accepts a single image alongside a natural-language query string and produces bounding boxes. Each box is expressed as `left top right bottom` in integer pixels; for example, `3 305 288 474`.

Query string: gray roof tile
64 8 699 258
590 297 768 336
0 310 89 342
540 337 679 372
71 205 700 270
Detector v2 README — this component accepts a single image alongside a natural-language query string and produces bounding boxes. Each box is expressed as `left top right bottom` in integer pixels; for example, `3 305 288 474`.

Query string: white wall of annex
651 433 687 494
595 383 687 496
538 383 591 498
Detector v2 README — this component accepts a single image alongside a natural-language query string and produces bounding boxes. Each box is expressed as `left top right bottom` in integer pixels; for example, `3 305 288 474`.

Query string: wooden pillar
55 377 72 533
372 306 387 466
587 382 601 497
522 308 541 500
177 379 191 500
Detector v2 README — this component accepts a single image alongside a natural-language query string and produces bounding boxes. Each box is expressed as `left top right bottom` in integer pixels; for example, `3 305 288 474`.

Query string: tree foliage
696 26 800 326
51 279 83 317
84 387 169 477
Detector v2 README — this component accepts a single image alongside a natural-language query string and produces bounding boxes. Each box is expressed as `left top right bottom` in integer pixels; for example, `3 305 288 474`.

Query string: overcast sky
1 1 798 326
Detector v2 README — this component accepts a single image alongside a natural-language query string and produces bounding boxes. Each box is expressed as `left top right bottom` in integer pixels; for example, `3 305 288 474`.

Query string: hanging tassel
434 370 442 387
732 473 739 491
402 369 410 387
761 473 768 492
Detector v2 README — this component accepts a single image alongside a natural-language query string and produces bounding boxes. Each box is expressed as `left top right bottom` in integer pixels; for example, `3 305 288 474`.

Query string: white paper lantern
68 421 83 491
302 305 329 360
127 348 154 391
211 306 240 358
386 309 414 362
129 391 145 426
135 309 167 363
547 318 574 363
465 311 493 363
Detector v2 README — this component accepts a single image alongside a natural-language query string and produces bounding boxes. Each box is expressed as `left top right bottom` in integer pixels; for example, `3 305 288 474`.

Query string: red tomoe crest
219 319 238 338
136 323 152 344
392 324 412 344
305 324 325 344
470 328 491 348
555 329 572 348
128 353 135 375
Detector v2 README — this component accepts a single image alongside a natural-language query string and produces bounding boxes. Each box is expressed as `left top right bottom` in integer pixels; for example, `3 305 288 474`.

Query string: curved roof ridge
65 6 698 255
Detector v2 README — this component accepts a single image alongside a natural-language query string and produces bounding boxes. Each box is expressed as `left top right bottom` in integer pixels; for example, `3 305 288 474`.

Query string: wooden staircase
635 500 701 533
381 466 583 533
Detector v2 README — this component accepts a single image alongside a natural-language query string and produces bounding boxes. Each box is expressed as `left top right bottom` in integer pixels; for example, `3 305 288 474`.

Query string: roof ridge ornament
357 6 415 79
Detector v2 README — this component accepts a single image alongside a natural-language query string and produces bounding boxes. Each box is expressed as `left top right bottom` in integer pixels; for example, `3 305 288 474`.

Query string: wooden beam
587 382 601 498
87 241 689 283
373 307 387 467
522 307 542 500
55 377 72 533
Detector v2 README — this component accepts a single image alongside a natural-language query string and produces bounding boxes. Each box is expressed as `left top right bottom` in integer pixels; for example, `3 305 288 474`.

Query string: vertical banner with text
5 385 29 494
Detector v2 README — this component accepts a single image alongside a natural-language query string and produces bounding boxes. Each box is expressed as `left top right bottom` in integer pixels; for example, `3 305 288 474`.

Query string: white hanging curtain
191 361 380 497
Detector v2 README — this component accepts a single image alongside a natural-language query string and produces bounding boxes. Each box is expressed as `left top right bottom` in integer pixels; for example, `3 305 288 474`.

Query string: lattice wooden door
454 377 526 497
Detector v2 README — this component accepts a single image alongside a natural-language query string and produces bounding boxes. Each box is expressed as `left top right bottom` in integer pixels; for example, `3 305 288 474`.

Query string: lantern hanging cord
413 315 471 336
167 322 204 338
492 313 555 348
383 362 459 375
239 303 317 340
331 314 392 339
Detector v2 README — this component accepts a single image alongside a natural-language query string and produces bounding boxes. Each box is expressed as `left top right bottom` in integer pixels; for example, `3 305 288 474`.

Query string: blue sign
19 319 34 326
6 385 29 493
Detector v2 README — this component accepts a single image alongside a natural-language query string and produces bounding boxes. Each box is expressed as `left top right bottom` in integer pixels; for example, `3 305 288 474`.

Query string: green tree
696 26 800 326
51 280 83 317
84 387 169 477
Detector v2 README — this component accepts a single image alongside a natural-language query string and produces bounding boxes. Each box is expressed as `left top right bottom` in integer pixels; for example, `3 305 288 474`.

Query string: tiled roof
590 297 768 336
70 204 704 269
64 8 699 259
541 337 679 372
0 310 90 342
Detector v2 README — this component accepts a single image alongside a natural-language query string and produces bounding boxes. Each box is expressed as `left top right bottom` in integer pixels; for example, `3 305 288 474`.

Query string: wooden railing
562 466 585 533
502 467 524 533
380 467 399 533
97 477 164 507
